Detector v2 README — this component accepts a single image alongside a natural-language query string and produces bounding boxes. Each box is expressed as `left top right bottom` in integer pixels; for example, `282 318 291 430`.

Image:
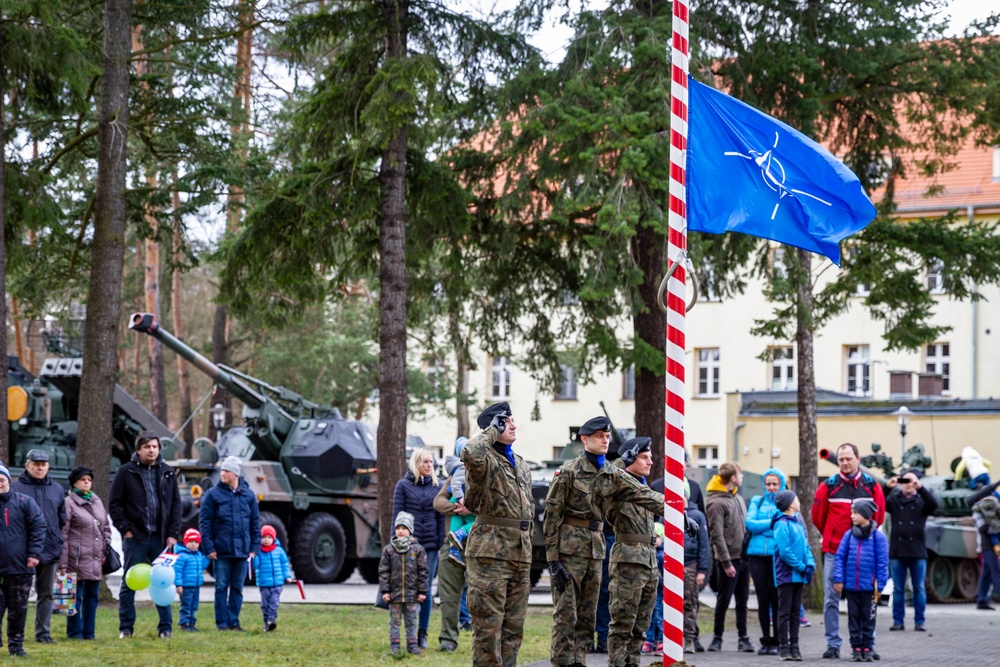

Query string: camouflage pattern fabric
605 459 658 569
608 559 659 667
461 427 534 564
388 601 419 650
461 426 534 666
544 454 664 563
683 561 700 639
466 555 531 667
549 553 603 666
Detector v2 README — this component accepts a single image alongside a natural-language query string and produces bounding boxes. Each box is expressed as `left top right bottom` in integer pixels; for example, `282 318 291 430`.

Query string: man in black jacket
12 449 65 644
885 472 938 631
0 463 47 657
109 432 182 639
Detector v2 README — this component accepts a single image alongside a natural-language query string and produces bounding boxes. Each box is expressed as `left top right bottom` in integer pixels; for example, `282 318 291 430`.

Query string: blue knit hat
0 464 10 481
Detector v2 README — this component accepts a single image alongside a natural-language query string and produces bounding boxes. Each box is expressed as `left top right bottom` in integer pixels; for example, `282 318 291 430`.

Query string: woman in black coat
392 448 444 649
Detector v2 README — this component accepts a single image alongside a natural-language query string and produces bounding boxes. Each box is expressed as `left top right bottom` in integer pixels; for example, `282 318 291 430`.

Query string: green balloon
125 563 152 591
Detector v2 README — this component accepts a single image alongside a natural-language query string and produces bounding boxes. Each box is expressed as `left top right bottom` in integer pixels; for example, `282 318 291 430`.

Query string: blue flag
686 76 876 265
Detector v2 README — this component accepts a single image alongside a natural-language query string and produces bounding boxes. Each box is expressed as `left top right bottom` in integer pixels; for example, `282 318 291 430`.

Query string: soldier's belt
616 533 656 545
563 517 604 531
476 515 532 531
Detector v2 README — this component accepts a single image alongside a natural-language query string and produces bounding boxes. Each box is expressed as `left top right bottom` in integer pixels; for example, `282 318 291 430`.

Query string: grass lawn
17 602 555 666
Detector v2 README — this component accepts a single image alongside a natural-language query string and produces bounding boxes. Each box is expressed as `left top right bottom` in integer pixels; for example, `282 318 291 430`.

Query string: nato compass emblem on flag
724 132 833 221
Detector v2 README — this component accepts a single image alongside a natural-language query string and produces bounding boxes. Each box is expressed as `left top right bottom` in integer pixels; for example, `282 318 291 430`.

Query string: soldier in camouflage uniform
605 437 660 667
460 402 534 667
544 417 665 667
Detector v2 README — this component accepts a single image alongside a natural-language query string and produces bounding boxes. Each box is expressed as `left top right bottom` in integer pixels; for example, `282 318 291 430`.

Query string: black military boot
417 628 428 650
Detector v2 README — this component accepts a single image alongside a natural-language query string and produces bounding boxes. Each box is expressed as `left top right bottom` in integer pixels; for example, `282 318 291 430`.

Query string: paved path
517 596 998 666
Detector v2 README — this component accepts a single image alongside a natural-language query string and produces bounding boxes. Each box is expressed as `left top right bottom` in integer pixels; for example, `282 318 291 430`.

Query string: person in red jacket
811 443 885 660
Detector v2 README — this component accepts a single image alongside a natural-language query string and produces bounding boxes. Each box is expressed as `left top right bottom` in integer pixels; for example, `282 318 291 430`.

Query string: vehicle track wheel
292 512 346 583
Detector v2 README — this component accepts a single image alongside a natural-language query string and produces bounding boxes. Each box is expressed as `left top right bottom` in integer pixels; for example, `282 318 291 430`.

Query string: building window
558 290 580 306
770 247 788 282
925 342 950 393
693 445 719 469
845 345 870 397
623 365 635 400
697 266 721 302
425 358 444 396
926 259 945 294
490 356 511 399
770 346 796 391
555 363 578 400
696 348 720 397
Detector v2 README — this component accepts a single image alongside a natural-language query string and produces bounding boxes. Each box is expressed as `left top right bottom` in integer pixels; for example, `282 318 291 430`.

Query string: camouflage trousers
0 573 33 653
466 556 531 667
388 602 419 649
550 554 602 666
608 560 658 667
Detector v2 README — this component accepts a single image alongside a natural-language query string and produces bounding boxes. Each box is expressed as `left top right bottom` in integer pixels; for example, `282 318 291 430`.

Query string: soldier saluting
544 417 665 667
460 401 534 667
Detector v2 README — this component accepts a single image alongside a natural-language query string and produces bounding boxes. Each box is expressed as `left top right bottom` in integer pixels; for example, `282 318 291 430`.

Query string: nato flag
686 76 877 265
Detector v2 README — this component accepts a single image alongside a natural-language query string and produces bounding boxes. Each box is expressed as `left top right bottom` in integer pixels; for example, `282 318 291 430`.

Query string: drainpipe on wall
733 421 746 463
969 205 978 399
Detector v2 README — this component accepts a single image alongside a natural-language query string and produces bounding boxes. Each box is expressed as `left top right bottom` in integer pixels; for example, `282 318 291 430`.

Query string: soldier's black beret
579 416 612 435
477 401 512 429
618 437 652 466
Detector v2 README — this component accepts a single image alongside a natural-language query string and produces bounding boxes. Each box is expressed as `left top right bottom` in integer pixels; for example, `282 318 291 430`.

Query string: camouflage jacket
460 426 534 563
605 459 658 568
544 454 664 562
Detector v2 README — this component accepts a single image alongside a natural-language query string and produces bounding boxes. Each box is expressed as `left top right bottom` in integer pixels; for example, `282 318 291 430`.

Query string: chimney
889 371 913 400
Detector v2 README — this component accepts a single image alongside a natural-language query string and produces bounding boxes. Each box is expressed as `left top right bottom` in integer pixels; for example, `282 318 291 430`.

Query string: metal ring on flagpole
657 258 699 314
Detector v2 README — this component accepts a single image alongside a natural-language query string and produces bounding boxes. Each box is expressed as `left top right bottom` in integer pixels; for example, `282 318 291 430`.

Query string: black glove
549 561 571 594
803 565 815 585
684 512 700 537
490 413 507 434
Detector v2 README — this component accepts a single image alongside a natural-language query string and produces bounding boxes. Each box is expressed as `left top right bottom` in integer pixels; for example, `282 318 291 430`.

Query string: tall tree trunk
77 0 132 503
0 36 9 464
132 239 143 395
631 222 666 481
376 0 410 548
448 307 470 439
794 247 822 609
130 23 167 422
211 0 254 438
11 298 26 364
171 179 193 448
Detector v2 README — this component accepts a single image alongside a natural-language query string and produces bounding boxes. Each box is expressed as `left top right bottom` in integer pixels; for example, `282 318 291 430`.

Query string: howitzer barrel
818 448 887 486
130 313 264 409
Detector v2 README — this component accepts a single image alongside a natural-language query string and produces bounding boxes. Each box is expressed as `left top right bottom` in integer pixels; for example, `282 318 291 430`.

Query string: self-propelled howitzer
129 313 382 584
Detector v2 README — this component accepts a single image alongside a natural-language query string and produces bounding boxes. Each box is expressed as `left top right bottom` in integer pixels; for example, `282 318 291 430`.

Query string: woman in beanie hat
59 467 112 640
378 512 428 657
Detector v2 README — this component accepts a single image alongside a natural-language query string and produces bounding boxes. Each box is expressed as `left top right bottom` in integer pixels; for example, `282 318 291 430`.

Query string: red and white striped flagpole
663 0 689 664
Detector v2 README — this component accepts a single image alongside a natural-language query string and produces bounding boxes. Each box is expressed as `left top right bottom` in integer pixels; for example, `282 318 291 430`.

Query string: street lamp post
891 406 913 464
211 402 227 432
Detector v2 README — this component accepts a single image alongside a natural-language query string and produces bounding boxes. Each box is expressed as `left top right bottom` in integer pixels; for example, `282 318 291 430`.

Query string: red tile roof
887 139 1000 218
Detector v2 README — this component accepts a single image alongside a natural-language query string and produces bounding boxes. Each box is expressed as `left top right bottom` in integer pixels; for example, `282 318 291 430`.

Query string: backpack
973 496 1000 529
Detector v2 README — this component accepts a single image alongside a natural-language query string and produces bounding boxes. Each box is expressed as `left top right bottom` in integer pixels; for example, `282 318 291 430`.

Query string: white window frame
555 363 578 400
489 355 511 399
925 342 951 393
771 247 788 282
845 345 871 397
926 259 945 294
697 266 721 302
696 348 721 397
623 364 636 400
770 346 796 391
693 445 719 469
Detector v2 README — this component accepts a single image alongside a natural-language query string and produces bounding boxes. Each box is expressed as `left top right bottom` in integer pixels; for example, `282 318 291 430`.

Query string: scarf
73 488 93 501
261 542 277 553
391 536 412 553
851 521 874 540
585 451 606 470
492 443 516 470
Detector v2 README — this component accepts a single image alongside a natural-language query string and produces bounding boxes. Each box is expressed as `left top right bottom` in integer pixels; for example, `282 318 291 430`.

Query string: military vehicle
7 354 179 486
820 444 982 602
130 313 382 584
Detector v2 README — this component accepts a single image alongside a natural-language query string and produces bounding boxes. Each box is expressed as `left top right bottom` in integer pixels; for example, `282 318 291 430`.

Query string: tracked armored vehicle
130 313 382 584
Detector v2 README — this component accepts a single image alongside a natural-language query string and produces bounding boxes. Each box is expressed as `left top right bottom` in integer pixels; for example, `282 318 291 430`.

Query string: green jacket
606 459 658 568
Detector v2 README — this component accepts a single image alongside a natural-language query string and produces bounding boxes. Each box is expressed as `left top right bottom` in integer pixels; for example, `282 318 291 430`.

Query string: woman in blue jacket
744 467 786 655
392 448 444 650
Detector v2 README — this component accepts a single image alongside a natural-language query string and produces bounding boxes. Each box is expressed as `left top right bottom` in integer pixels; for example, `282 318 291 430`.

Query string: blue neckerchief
505 445 515 470
585 452 605 469
641 476 646 485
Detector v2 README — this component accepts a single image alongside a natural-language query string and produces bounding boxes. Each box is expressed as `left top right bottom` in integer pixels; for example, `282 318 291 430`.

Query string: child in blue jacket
175 528 208 631
253 525 292 631
771 491 815 661
833 498 889 663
